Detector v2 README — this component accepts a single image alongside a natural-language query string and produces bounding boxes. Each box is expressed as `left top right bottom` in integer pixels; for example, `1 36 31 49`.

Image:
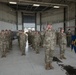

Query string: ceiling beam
0 0 68 7
26 5 29 10
30 5 33 11
18 0 68 7
67 0 76 2
34 6 39 11
19 10 35 13
41 6 50 11
0 0 18 2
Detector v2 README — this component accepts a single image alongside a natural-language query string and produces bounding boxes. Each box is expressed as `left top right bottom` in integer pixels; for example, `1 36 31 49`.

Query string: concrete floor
0 40 76 75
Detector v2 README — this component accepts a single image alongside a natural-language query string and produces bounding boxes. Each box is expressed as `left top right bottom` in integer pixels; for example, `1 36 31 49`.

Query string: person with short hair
43 24 56 70
59 28 67 59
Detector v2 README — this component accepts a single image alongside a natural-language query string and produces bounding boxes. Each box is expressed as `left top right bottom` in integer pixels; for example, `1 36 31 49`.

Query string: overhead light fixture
53 6 60 8
33 4 40 7
9 2 17 4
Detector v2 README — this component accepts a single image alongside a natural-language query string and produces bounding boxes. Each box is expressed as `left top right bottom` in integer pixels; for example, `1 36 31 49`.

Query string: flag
71 35 76 53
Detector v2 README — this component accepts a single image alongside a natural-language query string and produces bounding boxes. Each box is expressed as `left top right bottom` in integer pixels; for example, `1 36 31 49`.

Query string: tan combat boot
36 51 39 54
62 55 66 59
49 63 54 69
45 63 54 70
60 55 63 59
45 63 51 70
21 53 26 55
1 55 6 58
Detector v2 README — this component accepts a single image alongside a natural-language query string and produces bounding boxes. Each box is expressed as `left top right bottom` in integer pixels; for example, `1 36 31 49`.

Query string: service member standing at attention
43 24 56 70
66 29 72 47
59 28 67 59
20 31 26 55
1 30 7 57
33 31 41 54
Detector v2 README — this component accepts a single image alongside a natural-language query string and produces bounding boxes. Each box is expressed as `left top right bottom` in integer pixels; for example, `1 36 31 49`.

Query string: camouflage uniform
5 30 9 52
66 29 72 47
59 32 67 59
1 31 7 57
17 30 22 48
40 31 44 47
20 32 26 55
43 28 56 70
9 30 12 50
56 31 60 45
29 31 35 49
28 31 32 45
34 31 41 53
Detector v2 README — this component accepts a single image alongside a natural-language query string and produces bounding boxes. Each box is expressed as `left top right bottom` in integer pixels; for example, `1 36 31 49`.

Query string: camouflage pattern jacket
43 29 56 49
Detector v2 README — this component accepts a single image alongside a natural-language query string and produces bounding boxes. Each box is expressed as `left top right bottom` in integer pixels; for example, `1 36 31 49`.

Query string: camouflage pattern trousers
34 42 40 53
45 47 54 63
20 41 26 55
59 44 66 56
1 42 7 57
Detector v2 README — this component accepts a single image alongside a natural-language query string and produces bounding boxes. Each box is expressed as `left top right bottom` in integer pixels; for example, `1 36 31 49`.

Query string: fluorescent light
33 4 40 7
9 2 17 4
53 6 60 8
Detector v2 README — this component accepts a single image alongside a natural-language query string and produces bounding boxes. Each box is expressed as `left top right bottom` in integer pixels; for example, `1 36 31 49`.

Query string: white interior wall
0 3 16 31
41 3 75 31
66 19 75 33
52 22 63 31
36 13 40 31
0 3 16 23
18 25 22 30
41 8 64 30
67 3 75 20
18 11 22 30
36 13 40 25
37 25 40 31
0 21 16 31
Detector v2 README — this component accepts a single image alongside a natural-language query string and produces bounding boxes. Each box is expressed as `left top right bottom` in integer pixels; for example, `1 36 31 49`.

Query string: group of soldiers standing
27 25 67 70
0 25 70 70
43 25 67 70
28 31 41 54
0 30 12 57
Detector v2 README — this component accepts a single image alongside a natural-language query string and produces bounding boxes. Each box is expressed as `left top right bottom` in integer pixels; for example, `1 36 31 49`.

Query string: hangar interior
0 0 76 75
0 0 76 32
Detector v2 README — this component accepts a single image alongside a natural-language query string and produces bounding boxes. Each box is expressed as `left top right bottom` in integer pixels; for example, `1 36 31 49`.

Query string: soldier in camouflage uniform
43 25 56 70
40 31 44 47
17 30 22 48
1 30 7 57
5 30 9 52
66 29 72 47
33 31 41 54
8 30 12 50
58 28 67 59
29 31 35 49
56 30 60 45
28 31 32 45
20 31 26 55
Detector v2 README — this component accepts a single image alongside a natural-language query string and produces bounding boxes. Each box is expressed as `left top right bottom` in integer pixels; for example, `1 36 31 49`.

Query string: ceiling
0 0 76 12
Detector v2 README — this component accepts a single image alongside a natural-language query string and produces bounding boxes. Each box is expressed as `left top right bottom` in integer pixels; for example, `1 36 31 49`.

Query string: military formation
27 25 68 70
0 25 71 70
28 30 41 54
